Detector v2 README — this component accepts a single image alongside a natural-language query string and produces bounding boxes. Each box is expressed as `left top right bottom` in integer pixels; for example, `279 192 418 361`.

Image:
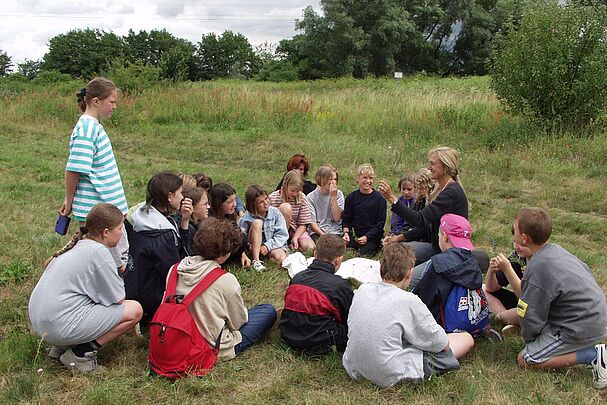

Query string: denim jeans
402 241 438 266
234 304 277 355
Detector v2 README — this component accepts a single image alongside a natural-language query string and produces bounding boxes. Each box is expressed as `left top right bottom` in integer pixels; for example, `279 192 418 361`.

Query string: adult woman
378 146 474 285
29 203 142 372
276 154 316 195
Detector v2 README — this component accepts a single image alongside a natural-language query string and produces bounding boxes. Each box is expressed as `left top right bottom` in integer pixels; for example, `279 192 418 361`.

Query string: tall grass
0 76 606 403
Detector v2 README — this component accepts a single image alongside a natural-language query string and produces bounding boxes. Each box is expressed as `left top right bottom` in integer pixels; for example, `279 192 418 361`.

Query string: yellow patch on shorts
517 299 527 317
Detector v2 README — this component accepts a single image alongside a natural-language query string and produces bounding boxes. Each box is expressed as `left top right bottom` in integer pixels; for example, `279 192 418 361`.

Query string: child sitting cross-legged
343 244 474 388
513 207 607 389
238 185 289 272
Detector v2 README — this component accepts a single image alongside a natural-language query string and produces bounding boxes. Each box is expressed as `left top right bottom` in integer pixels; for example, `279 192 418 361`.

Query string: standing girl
239 185 289 271
29 203 142 372
126 172 191 329
59 77 129 270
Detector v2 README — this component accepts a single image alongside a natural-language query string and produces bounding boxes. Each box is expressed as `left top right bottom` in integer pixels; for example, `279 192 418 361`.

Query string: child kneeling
343 244 474 388
174 217 277 358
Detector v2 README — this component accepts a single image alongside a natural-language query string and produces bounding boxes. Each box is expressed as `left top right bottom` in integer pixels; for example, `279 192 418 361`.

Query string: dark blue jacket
412 248 482 325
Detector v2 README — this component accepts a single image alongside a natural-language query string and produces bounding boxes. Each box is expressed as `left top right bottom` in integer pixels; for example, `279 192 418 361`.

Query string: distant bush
490 2 607 132
106 59 163 93
256 59 298 82
31 70 73 84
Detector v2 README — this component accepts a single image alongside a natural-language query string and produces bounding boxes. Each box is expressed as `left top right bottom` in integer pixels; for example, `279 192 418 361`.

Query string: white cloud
0 1 321 64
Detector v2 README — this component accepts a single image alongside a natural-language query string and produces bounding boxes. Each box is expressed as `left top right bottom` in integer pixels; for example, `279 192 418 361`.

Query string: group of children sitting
30 156 607 389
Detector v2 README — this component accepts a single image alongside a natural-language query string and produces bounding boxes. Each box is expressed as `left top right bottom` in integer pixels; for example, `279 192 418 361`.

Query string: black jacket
391 182 468 253
280 260 353 355
412 248 482 325
125 205 188 320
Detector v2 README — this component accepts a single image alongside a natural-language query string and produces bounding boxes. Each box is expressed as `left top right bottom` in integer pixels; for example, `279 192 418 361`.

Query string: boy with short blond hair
342 164 387 256
343 244 474 388
514 207 607 389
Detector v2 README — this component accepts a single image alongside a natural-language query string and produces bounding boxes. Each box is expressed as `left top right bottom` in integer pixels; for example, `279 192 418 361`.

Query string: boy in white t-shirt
343 244 474 388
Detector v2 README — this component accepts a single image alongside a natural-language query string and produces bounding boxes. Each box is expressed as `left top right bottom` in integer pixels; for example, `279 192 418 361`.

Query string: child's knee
251 219 263 230
124 300 143 322
278 203 292 216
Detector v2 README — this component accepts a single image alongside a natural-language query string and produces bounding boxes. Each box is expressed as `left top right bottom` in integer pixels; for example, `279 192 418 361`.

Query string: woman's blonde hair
44 203 123 269
281 170 304 204
427 146 462 202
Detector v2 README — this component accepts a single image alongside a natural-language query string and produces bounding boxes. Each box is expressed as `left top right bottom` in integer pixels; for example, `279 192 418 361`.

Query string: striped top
268 190 312 230
65 115 128 221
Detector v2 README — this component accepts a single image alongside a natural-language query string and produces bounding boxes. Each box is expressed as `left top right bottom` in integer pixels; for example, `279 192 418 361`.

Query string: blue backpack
442 285 489 337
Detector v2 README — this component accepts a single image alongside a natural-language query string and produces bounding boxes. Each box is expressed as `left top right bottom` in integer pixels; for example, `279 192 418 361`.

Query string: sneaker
47 345 67 360
482 326 503 343
252 260 266 272
591 344 607 389
60 348 105 373
501 324 521 337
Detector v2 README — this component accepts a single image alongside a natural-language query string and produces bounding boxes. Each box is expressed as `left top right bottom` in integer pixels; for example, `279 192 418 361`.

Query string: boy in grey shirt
342 244 474 388
514 207 607 389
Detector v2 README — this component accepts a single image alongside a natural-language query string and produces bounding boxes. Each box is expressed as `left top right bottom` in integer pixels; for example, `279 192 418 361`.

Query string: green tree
43 29 124 78
491 1 607 130
17 59 42 80
123 29 195 80
280 0 522 78
0 50 13 76
195 31 260 80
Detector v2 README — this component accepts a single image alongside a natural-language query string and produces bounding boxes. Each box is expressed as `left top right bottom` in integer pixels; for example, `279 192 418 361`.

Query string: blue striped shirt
66 115 128 221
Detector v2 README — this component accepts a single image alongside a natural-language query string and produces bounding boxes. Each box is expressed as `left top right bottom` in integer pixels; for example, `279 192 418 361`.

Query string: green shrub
31 70 73 85
490 2 607 132
256 59 298 82
106 59 163 94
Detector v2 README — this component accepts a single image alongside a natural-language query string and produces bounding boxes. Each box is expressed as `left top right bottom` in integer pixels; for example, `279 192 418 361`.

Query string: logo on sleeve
517 299 527 318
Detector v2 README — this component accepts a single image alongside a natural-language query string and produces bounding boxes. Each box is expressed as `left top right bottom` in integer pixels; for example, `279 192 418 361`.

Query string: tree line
0 0 536 82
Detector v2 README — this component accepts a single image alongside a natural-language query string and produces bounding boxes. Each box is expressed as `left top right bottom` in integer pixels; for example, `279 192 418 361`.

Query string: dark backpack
148 263 226 379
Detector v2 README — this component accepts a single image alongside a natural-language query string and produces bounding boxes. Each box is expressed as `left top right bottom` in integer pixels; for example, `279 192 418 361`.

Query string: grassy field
0 76 606 404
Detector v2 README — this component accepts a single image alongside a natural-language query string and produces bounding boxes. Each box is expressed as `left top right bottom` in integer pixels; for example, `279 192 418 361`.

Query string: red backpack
148 263 226 379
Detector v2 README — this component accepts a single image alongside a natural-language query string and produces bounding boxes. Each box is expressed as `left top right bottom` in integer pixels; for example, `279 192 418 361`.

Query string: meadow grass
0 76 606 403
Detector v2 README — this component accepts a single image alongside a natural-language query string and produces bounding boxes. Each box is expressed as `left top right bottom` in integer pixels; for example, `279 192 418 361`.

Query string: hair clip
78 88 87 97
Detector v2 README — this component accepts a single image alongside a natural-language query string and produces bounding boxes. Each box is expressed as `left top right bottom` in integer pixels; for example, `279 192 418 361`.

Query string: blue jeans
234 304 277 355
402 241 438 266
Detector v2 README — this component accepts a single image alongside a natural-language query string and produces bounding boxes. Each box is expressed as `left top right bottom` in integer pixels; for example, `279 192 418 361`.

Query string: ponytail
76 77 117 113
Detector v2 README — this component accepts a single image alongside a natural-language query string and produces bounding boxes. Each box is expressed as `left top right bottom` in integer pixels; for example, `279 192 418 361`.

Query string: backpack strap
162 263 181 302
181 267 226 307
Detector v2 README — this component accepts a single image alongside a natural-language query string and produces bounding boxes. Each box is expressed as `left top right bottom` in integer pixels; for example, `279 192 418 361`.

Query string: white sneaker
252 260 266 272
60 348 105 373
591 344 607 389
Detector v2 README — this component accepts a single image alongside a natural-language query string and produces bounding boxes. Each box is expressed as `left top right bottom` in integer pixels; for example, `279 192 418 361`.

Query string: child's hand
356 235 368 245
329 181 338 198
383 235 395 245
260 245 269 256
342 232 350 243
241 252 251 267
59 198 72 216
378 180 396 203
492 254 512 273
290 238 300 250
180 198 193 220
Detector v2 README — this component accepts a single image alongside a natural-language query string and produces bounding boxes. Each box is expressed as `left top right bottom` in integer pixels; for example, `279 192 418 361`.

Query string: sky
0 0 321 65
